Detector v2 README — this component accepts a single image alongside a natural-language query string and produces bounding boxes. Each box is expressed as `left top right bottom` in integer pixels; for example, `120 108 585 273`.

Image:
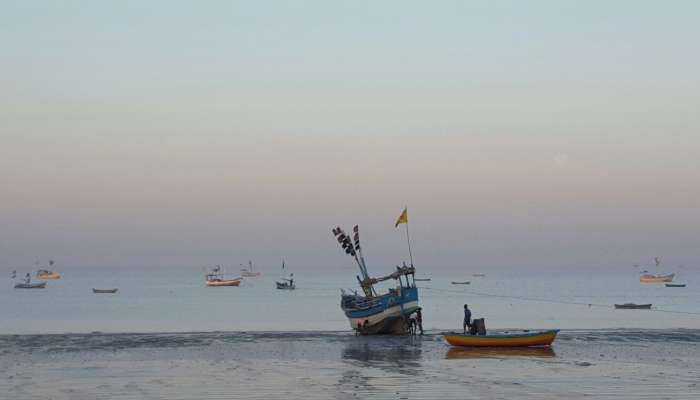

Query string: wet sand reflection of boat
451 281 470 285
93 288 118 294
665 283 686 288
614 303 652 309
14 282 47 289
446 346 555 359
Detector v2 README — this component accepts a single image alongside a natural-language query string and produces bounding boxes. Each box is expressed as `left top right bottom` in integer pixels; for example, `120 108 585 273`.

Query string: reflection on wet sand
342 339 423 368
446 346 556 359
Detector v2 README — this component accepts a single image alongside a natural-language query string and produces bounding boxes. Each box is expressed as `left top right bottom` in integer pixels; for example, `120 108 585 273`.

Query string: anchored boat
275 260 295 290
444 330 559 348
36 261 61 279
14 282 47 289
665 283 686 288
333 223 419 335
93 288 118 294
614 303 652 309
640 257 674 283
640 273 674 283
240 261 261 277
205 265 242 287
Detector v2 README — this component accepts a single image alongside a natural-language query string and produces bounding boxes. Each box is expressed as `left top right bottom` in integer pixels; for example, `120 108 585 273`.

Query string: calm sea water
1 265 698 334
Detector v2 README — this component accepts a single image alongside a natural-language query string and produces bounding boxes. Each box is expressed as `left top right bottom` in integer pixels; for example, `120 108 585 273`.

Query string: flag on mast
395 207 408 228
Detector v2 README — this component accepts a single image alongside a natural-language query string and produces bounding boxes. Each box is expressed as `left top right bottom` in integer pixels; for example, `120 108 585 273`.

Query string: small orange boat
444 330 559 348
205 278 241 287
205 265 241 286
640 273 674 283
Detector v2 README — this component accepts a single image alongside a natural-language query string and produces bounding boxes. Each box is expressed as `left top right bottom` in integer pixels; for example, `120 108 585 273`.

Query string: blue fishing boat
333 216 420 335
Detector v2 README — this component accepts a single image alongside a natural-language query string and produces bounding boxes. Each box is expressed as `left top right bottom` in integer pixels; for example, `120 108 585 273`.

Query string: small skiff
36 270 61 280
414 278 431 282
444 330 559 347
665 283 686 288
93 288 118 294
206 278 241 287
14 282 47 289
640 273 674 283
451 281 470 285
614 303 652 309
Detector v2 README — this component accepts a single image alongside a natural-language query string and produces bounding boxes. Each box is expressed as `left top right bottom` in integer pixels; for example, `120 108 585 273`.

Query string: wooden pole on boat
405 218 414 267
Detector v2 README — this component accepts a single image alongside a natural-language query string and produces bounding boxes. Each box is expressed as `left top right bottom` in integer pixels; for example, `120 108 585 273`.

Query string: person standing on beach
416 308 424 335
463 304 472 334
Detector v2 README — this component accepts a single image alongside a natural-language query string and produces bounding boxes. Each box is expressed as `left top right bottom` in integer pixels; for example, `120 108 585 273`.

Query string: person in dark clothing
415 308 424 335
463 304 472 334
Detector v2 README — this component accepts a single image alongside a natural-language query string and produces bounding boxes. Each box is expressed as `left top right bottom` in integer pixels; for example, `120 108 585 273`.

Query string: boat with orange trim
205 265 242 287
444 329 559 347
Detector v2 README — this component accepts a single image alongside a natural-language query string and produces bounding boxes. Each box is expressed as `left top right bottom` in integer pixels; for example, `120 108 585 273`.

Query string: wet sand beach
1 329 698 400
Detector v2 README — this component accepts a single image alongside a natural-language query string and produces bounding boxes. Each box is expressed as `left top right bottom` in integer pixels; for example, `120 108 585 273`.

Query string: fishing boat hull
451 281 470 285
206 279 241 287
14 282 47 289
444 330 559 347
342 286 419 335
665 283 686 288
36 272 61 280
640 273 674 283
93 288 118 293
614 303 652 309
276 282 295 290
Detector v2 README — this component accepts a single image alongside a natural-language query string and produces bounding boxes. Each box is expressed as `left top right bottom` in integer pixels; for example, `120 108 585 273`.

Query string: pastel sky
1 1 698 270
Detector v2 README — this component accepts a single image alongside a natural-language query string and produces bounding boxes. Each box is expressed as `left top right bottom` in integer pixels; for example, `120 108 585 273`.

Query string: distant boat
205 265 242 287
93 288 118 294
275 260 295 290
451 281 471 285
14 282 46 289
36 261 61 279
472 274 486 278
640 273 674 283
414 278 431 282
640 257 674 283
614 303 652 309
444 330 559 348
665 283 686 288
240 261 261 277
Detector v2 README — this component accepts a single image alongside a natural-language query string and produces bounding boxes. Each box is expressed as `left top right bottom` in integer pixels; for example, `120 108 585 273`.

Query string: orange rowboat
444 330 559 347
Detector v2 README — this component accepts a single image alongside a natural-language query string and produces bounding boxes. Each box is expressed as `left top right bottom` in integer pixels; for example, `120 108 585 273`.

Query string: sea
1 265 699 399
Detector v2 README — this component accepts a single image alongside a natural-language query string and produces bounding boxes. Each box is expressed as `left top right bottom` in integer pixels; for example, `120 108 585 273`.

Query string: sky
1 1 699 271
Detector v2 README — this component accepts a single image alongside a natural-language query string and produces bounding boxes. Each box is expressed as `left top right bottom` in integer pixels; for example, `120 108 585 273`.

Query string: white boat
240 261 261 277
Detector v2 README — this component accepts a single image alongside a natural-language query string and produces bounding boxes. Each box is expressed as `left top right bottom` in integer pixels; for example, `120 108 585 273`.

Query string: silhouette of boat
614 303 652 309
93 288 118 293
665 283 686 288
14 282 46 289
451 281 470 285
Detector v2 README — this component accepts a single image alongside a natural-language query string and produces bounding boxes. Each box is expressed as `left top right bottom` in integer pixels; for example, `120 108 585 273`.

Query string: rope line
418 286 700 318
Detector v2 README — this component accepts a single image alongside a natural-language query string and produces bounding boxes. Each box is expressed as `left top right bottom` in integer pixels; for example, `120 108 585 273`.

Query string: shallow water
1 329 698 399
1 265 699 334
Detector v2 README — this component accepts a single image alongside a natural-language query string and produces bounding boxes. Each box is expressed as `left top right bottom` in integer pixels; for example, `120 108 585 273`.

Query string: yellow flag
395 207 408 227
